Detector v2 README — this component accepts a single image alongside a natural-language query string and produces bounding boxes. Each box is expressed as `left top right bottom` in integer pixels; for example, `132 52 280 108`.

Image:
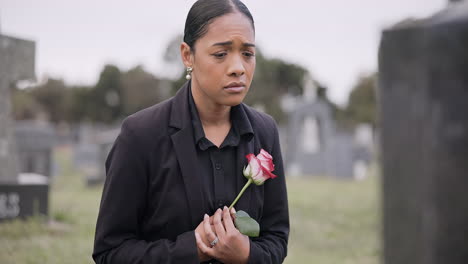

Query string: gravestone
73 125 119 186
15 120 56 177
0 34 35 182
379 1 468 263
283 75 373 178
0 33 49 221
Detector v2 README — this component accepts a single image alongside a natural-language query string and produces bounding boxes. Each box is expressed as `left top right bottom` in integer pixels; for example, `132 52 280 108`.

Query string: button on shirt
188 88 253 215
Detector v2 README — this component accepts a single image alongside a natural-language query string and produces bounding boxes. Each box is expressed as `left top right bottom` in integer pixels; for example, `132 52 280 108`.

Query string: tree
28 78 71 123
67 85 95 123
11 86 44 121
90 65 124 123
163 34 185 80
344 73 378 127
245 49 308 123
121 65 164 116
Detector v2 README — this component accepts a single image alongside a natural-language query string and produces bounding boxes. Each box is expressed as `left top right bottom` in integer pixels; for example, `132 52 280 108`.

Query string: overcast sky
1 0 446 105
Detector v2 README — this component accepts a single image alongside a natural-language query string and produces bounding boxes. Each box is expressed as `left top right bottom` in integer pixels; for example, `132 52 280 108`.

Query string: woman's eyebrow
212 41 256 47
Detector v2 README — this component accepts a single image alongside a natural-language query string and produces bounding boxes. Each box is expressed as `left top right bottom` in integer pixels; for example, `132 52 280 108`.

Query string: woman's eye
243 52 255 58
213 53 227 59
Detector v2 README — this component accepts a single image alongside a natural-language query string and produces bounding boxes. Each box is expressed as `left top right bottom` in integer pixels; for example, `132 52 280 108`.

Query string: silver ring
210 236 219 247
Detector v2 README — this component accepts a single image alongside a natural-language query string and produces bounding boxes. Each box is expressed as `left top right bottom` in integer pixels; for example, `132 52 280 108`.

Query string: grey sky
1 0 445 105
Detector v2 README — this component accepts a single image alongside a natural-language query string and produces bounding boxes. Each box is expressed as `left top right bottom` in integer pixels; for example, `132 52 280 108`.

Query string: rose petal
246 154 256 162
259 149 273 160
257 150 275 171
261 166 277 179
243 165 251 179
248 155 262 179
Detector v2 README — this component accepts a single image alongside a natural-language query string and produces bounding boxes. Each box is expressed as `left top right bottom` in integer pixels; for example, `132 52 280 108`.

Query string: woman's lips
224 82 246 93
224 86 245 93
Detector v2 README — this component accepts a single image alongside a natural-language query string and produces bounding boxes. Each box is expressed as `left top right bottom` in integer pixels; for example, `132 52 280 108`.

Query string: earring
186 67 193 80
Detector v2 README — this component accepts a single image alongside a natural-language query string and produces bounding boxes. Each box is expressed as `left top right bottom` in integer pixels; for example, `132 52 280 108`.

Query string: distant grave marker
0 34 35 183
0 33 49 221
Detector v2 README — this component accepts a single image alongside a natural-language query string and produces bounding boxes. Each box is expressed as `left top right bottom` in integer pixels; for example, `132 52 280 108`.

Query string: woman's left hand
195 206 250 264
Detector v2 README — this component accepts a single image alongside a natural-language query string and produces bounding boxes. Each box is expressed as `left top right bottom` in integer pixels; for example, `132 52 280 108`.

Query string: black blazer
93 82 289 264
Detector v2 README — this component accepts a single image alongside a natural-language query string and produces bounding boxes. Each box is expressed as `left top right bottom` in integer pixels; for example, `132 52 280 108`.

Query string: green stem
229 179 253 210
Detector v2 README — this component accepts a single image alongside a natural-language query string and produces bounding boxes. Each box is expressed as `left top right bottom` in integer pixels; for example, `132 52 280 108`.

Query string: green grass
0 146 102 264
0 147 381 263
284 175 381 264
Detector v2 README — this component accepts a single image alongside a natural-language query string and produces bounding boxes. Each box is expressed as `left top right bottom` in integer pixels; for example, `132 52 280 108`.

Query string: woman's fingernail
204 214 208 219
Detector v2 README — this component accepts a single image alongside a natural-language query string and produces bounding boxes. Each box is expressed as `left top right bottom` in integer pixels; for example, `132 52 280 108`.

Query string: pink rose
243 149 277 185
230 149 279 235
256 149 276 179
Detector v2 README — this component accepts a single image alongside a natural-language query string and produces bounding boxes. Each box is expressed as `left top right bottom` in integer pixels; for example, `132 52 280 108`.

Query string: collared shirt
188 87 254 214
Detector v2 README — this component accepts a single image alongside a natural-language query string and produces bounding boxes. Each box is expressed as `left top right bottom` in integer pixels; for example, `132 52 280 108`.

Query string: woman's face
184 12 256 108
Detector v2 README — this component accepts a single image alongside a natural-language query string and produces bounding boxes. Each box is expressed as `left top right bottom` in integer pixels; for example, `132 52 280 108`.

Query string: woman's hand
195 206 250 264
195 217 216 262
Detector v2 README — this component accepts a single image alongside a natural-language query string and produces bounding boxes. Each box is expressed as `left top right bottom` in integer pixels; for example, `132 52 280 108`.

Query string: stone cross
0 34 35 183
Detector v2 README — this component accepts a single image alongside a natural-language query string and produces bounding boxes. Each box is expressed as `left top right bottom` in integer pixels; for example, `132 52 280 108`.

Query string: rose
228 149 277 237
231 149 277 208
243 149 277 185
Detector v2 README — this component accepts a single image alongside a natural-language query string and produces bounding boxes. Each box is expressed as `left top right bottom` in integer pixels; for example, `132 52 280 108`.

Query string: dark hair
183 0 255 52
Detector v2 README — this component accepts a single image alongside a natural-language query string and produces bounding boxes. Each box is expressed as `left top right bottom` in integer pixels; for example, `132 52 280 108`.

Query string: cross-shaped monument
0 32 48 222
0 33 35 183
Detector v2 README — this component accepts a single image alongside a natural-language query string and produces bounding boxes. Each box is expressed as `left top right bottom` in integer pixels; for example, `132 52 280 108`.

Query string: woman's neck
191 84 231 127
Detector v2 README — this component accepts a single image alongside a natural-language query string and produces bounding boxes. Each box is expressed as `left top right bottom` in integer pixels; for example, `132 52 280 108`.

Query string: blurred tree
11 64 172 125
28 78 71 123
11 86 43 120
344 73 378 127
91 65 124 123
67 85 94 123
121 65 163 116
245 49 308 123
163 34 185 79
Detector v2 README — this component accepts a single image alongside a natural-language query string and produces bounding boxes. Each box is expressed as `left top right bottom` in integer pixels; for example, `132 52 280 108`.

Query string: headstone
283 93 372 179
0 34 35 183
15 120 56 177
0 33 49 221
379 1 468 263
73 125 119 186
92 128 119 185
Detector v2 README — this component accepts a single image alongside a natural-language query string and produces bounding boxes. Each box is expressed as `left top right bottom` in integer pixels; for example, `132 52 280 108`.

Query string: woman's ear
180 42 193 68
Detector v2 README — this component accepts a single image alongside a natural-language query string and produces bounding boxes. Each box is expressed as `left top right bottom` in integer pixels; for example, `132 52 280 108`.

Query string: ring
210 236 219 247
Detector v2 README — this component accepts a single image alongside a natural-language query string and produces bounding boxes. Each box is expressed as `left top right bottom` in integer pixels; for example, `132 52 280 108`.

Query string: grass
0 147 381 263
284 174 381 264
0 146 102 264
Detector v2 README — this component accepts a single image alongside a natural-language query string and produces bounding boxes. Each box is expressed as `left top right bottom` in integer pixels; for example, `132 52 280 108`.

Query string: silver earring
186 67 193 80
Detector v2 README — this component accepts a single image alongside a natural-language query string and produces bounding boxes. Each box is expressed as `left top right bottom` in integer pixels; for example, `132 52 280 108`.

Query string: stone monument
0 34 35 182
379 1 468 263
0 32 49 221
283 75 373 178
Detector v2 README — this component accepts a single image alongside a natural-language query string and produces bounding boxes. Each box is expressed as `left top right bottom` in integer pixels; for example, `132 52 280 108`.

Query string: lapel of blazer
234 105 257 213
169 82 206 227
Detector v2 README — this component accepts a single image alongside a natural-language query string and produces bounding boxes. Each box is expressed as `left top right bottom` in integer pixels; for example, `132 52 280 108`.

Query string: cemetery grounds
0 146 381 264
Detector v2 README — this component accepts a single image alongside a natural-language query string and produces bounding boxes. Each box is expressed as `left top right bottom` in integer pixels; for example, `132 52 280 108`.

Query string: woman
93 0 289 263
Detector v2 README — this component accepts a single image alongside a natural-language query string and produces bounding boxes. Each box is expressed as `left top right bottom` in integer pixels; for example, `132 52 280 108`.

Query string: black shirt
188 87 254 215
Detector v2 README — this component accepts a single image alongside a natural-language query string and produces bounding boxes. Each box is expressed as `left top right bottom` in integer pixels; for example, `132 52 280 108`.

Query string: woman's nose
227 55 245 77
